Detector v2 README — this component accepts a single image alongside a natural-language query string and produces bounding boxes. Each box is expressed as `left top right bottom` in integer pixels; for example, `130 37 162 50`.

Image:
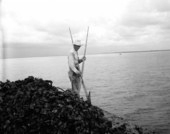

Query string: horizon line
1 49 170 59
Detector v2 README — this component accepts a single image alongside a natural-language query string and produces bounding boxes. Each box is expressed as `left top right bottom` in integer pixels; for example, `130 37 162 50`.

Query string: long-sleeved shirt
68 49 80 75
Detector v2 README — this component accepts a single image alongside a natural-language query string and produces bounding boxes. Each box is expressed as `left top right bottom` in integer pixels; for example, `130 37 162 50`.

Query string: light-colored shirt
68 49 80 74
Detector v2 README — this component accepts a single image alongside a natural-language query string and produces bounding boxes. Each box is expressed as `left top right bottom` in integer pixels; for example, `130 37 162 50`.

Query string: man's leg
76 77 81 95
72 80 79 96
69 72 76 94
71 77 81 97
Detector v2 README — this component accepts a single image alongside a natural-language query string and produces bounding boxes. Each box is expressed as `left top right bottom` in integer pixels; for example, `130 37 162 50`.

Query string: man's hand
76 70 82 77
78 57 86 64
82 56 86 62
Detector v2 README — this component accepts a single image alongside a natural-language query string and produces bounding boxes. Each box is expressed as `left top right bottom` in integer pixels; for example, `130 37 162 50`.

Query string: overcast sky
1 0 170 58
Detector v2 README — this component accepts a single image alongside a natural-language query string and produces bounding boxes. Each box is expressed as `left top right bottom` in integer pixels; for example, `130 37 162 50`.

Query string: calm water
0 51 170 134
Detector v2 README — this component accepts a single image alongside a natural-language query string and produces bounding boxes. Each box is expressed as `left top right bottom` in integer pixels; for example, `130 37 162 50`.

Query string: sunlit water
0 51 170 134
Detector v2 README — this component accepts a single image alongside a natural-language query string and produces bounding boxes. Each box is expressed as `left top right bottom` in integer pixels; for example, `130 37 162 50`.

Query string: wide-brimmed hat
73 40 83 47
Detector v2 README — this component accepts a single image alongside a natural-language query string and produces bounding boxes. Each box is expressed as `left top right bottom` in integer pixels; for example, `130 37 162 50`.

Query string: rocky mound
0 76 157 134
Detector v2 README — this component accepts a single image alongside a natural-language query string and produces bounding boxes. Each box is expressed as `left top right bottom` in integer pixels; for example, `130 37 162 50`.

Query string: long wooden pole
69 27 74 45
81 27 91 104
80 76 89 98
81 26 89 76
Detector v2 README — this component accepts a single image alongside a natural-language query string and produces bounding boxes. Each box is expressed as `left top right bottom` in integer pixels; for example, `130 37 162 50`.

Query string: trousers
68 71 81 96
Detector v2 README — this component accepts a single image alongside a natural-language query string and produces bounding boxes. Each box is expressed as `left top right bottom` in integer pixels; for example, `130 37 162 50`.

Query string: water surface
0 51 170 134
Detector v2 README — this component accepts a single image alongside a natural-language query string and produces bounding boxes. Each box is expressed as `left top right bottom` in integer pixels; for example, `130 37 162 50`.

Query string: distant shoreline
1 49 170 59
109 49 170 54
87 49 170 56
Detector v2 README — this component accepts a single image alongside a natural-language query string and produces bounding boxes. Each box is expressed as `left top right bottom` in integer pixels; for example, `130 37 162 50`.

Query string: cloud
150 0 170 12
120 0 170 28
2 0 129 43
111 0 170 47
1 0 170 58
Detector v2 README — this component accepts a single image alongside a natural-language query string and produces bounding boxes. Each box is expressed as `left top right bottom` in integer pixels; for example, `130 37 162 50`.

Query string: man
68 40 86 96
